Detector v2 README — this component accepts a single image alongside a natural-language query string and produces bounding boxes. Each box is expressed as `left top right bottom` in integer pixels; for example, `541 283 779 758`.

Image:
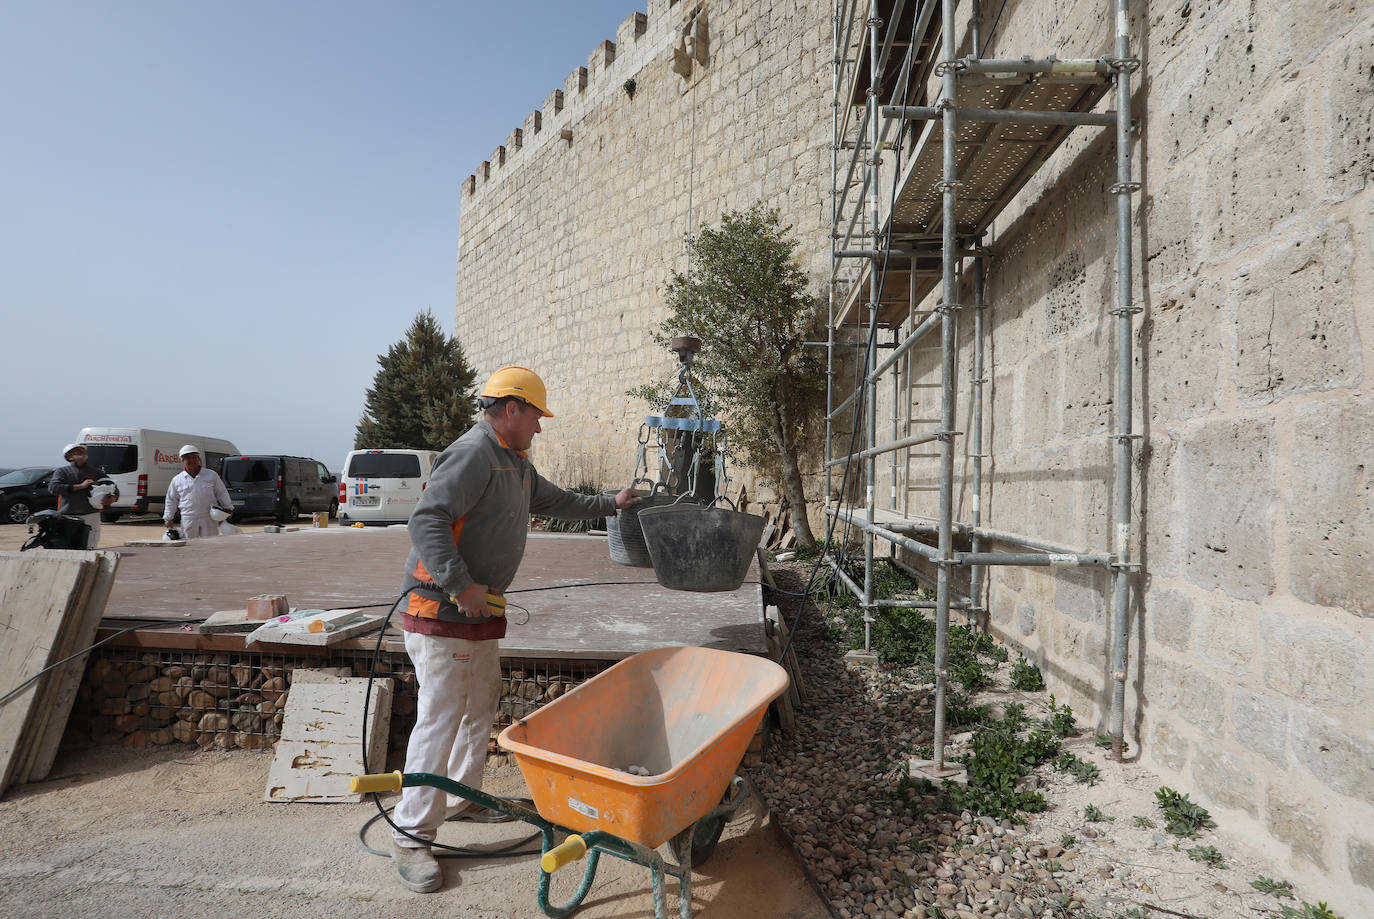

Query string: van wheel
328 498 339 519
100 510 123 524
279 500 300 524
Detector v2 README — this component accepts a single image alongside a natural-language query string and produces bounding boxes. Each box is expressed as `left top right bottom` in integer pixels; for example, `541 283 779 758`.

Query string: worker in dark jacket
48 443 116 548
387 365 640 893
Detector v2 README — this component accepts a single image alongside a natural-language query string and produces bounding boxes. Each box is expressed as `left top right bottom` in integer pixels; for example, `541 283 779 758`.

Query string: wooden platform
99 528 767 660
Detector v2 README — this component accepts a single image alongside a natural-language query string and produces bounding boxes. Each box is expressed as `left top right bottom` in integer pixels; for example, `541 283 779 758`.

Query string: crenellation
564 65 588 98
506 127 523 151
490 146 505 169
543 88 564 117
617 11 648 45
523 110 541 136
588 39 616 79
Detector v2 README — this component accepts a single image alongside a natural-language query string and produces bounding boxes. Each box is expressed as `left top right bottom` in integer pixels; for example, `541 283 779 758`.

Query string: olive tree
649 205 823 546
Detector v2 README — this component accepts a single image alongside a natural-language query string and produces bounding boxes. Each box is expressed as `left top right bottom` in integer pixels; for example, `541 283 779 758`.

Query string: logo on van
155 450 180 464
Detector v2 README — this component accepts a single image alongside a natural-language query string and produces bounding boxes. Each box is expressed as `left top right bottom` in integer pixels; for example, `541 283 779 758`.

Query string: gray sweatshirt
49 462 103 516
399 419 615 623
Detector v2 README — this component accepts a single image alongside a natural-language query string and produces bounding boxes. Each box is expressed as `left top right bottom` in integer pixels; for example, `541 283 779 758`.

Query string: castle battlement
461 5 681 202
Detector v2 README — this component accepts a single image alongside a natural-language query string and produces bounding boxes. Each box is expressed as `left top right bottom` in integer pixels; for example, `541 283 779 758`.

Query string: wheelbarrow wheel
669 814 726 866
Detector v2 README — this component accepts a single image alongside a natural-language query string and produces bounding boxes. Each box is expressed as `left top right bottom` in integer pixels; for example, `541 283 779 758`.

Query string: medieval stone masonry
455 0 1374 911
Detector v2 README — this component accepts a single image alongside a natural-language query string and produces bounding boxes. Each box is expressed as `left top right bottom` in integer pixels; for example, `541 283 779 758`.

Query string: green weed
1279 902 1342 919
1155 787 1216 838
1010 655 1046 691
1186 844 1225 868
1250 876 1294 898
1083 803 1113 822
1056 751 1101 785
1132 815 1156 829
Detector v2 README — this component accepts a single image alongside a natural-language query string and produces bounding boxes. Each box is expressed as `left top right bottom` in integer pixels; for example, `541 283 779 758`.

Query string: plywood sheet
0 551 97 794
264 674 392 803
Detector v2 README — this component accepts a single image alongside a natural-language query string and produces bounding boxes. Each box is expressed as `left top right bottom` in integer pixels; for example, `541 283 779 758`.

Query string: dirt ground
0 514 305 552
0 743 827 919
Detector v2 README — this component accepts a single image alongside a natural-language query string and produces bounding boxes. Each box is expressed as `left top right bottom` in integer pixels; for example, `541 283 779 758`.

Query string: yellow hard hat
481 366 554 417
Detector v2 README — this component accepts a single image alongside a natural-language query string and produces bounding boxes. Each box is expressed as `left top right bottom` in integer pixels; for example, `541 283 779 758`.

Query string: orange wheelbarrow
352 645 789 919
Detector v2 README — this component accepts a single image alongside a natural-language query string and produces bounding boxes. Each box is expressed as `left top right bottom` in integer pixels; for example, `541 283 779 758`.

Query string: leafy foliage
355 311 478 451
1250 876 1294 898
1094 731 1128 753
649 205 825 544
1186 844 1225 868
1055 751 1100 785
1154 787 1217 838
1043 697 1079 738
1010 655 1046 691
1279 902 1342 919
1082 804 1112 822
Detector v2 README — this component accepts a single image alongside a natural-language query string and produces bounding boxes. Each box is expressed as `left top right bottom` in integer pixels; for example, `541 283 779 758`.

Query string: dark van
219 455 337 523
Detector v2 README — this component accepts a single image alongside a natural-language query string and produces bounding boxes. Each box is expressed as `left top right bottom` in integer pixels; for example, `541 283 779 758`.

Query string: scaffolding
826 0 1140 771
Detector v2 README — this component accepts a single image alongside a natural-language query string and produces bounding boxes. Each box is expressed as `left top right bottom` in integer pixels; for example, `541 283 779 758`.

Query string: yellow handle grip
540 835 587 873
485 592 507 617
350 771 403 794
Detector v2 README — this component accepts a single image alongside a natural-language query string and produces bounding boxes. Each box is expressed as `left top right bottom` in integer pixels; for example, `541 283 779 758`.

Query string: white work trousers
391 630 501 848
78 512 101 549
180 517 219 539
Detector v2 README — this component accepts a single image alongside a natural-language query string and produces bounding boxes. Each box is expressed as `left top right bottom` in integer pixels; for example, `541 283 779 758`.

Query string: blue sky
1 1 642 470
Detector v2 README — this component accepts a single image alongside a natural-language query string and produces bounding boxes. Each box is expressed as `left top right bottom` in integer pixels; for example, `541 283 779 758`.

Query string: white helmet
88 477 120 505
178 444 201 458
62 443 84 460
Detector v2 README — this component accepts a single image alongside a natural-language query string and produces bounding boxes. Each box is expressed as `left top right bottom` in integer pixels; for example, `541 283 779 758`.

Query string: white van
338 449 437 525
76 427 240 522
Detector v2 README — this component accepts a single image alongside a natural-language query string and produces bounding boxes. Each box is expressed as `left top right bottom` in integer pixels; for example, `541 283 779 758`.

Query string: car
0 466 59 524
219 455 337 523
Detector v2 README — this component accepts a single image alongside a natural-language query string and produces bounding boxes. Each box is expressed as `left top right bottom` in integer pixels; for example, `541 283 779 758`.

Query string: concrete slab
101 528 767 659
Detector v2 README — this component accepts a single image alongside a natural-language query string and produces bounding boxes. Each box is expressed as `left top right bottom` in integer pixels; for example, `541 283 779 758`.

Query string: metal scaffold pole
931 0 959 774
1108 0 1140 762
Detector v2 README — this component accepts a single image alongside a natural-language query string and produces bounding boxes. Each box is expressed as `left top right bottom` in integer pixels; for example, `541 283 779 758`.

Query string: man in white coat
163 444 233 539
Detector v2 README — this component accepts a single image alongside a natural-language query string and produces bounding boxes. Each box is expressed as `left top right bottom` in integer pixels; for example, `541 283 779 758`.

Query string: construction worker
163 445 233 539
387 365 641 893
49 443 117 547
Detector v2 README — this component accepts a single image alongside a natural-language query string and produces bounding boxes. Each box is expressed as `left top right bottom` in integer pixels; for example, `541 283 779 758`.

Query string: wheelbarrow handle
350 771 403 794
540 835 587 873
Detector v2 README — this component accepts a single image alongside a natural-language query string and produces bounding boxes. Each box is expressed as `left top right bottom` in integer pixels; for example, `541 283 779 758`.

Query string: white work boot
389 838 442 893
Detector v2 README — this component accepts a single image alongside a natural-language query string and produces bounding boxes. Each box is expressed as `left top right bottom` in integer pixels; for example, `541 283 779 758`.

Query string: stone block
490 145 505 168
543 88 564 116
588 39 615 78
1322 32 1373 200
616 11 647 45
1144 280 1223 425
1267 786 1327 868
1261 610 1367 707
506 127 522 151
1140 432 1180 579
1200 85 1308 260
1147 587 1193 652
1289 396 1374 618
1017 351 1061 447
1292 710 1374 806
565 66 588 98
1059 331 1113 440
1054 567 1108 625
1230 221 1359 407
1348 836 1374 892
1194 595 1256 677
523 110 541 137
1191 747 1257 816
1177 415 1276 601
1045 250 1086 340
1016 600 1037 637
1149 718 1190 771
1149 657 1227 734
1231 688 1288 767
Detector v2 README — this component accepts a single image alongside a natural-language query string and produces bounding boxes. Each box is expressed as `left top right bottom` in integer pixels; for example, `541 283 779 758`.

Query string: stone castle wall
883 0 1373 910
455 0 834 496
455 0 1374 911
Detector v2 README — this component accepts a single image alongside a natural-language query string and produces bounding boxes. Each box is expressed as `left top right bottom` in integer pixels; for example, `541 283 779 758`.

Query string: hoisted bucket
637 502 766 592
605 487 684 567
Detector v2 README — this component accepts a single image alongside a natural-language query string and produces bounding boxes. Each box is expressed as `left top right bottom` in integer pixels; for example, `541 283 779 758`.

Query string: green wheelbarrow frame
352 770 749 919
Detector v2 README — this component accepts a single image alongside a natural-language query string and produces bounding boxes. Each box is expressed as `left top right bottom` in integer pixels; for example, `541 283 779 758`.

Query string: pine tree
649 205 824 547
355 311 478 450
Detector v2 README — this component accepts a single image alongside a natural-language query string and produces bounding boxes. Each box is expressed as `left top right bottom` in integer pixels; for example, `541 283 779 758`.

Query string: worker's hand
612 486 643 511
452 582 492 618
74 480 91 491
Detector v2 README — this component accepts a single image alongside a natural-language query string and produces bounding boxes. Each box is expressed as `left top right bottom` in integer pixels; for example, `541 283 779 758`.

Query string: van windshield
222 458 279 483
348 454 421 478
85 445 137 475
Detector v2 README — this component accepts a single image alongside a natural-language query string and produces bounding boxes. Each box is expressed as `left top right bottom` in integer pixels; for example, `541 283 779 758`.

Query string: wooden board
264 674 392 803
20 551 121 783
0 551 97 795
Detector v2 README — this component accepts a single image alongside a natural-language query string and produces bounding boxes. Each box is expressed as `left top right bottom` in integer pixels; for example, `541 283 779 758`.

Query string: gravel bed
750 569 1313 919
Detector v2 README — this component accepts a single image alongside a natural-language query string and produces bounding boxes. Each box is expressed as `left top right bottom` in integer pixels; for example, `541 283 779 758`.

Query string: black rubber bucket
605 489 682 567
637 503 767 592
